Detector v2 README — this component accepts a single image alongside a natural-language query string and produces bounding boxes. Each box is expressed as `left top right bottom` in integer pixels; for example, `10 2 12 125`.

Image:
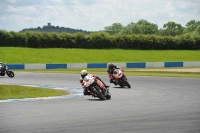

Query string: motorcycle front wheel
92 87 106 100
6 71 15 78
105 90 111 99
122 77 131 88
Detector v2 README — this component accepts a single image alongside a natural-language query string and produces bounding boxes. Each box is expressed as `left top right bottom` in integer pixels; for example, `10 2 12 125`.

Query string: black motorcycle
0 62 15 78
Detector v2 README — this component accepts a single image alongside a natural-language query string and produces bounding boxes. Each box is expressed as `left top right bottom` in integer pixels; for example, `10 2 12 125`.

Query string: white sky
0 0 200 32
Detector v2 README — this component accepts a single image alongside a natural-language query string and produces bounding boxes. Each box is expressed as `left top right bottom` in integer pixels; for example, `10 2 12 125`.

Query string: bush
0 30 200 50
177 34 195 49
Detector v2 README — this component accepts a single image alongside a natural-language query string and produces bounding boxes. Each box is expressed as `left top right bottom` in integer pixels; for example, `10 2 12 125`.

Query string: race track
0 72 200 133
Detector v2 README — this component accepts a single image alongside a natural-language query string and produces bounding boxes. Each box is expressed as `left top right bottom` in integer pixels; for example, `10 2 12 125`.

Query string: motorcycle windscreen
113 69 119 74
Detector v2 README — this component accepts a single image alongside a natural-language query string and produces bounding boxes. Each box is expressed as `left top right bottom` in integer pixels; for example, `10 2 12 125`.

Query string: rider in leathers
79 70 109 95
107 63 123 85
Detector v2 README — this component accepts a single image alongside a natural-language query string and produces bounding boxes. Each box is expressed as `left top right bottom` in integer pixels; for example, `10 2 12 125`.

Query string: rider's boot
110 79 114 83
83 88 92 95
83 91 92 95
110 79 117 85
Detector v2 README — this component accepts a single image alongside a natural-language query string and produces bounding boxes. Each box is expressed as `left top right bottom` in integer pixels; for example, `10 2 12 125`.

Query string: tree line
18 19 200 36
104 19 200 36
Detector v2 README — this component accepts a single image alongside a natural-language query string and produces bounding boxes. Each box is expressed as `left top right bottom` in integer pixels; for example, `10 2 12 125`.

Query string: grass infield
0 84 69 100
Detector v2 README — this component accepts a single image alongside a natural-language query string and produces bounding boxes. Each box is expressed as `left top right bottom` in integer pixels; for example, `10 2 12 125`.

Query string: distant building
19 23 91 34
48 23 51 27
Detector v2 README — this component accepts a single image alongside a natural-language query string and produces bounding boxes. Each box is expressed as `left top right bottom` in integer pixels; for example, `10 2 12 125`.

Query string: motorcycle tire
92 87 106 100
122 77 131 88
6 71 15 78
125 81 131 88
105 90 111 99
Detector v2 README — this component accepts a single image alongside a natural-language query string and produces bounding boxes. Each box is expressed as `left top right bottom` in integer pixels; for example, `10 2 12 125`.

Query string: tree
104 23 124 35
121 22 139 34
162 21 184 36
121 19 158 35
137 19 158 34
192 25 200 36
185 20 200 33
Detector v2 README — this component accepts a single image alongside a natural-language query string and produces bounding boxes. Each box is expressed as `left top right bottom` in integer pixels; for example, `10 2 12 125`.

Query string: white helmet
81 70 88 78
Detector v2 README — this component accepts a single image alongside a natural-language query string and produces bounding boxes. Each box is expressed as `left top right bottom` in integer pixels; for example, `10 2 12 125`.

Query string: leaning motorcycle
83 75 111 100
112 69 131 88
0 62 15 78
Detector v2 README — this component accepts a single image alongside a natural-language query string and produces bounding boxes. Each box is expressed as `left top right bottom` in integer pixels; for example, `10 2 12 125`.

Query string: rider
0 62 6 69
79 69 109 95
107 63 123 85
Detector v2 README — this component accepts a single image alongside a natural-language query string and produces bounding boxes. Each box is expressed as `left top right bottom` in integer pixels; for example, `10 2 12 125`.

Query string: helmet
108 63 114 69
81 70 88 78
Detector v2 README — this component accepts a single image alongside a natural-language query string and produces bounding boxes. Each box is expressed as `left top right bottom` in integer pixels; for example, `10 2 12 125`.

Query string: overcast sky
0 0 200 32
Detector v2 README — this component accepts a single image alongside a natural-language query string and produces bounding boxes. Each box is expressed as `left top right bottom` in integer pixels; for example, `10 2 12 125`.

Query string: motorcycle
0 62 15 78
111 68 131 88
82 75 111 100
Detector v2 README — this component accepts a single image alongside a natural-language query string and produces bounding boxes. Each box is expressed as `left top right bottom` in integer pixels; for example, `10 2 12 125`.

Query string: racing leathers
79 74 109 95
107 65 123 85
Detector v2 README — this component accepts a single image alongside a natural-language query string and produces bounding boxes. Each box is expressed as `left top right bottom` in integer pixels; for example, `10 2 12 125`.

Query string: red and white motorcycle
83 75 111 100
112 69 131 88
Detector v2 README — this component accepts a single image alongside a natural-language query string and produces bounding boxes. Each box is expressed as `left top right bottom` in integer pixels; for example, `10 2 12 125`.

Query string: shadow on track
87 98 111 101
111 86 130 89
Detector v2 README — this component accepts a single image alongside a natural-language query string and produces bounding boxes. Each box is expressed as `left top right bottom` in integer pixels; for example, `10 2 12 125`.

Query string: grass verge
1 47 200 63
0 84 69 100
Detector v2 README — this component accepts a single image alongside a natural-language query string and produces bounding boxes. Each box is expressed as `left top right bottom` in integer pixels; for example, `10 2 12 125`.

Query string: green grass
0 84 69 100
1 47 200 63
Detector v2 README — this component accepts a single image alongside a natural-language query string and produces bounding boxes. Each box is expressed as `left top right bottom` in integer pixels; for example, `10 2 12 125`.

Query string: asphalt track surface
0 72 200 133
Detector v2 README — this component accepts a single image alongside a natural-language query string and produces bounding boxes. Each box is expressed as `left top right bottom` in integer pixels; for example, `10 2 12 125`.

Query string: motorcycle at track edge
83 75 111 100
0 62 15 78
111 69 131 88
